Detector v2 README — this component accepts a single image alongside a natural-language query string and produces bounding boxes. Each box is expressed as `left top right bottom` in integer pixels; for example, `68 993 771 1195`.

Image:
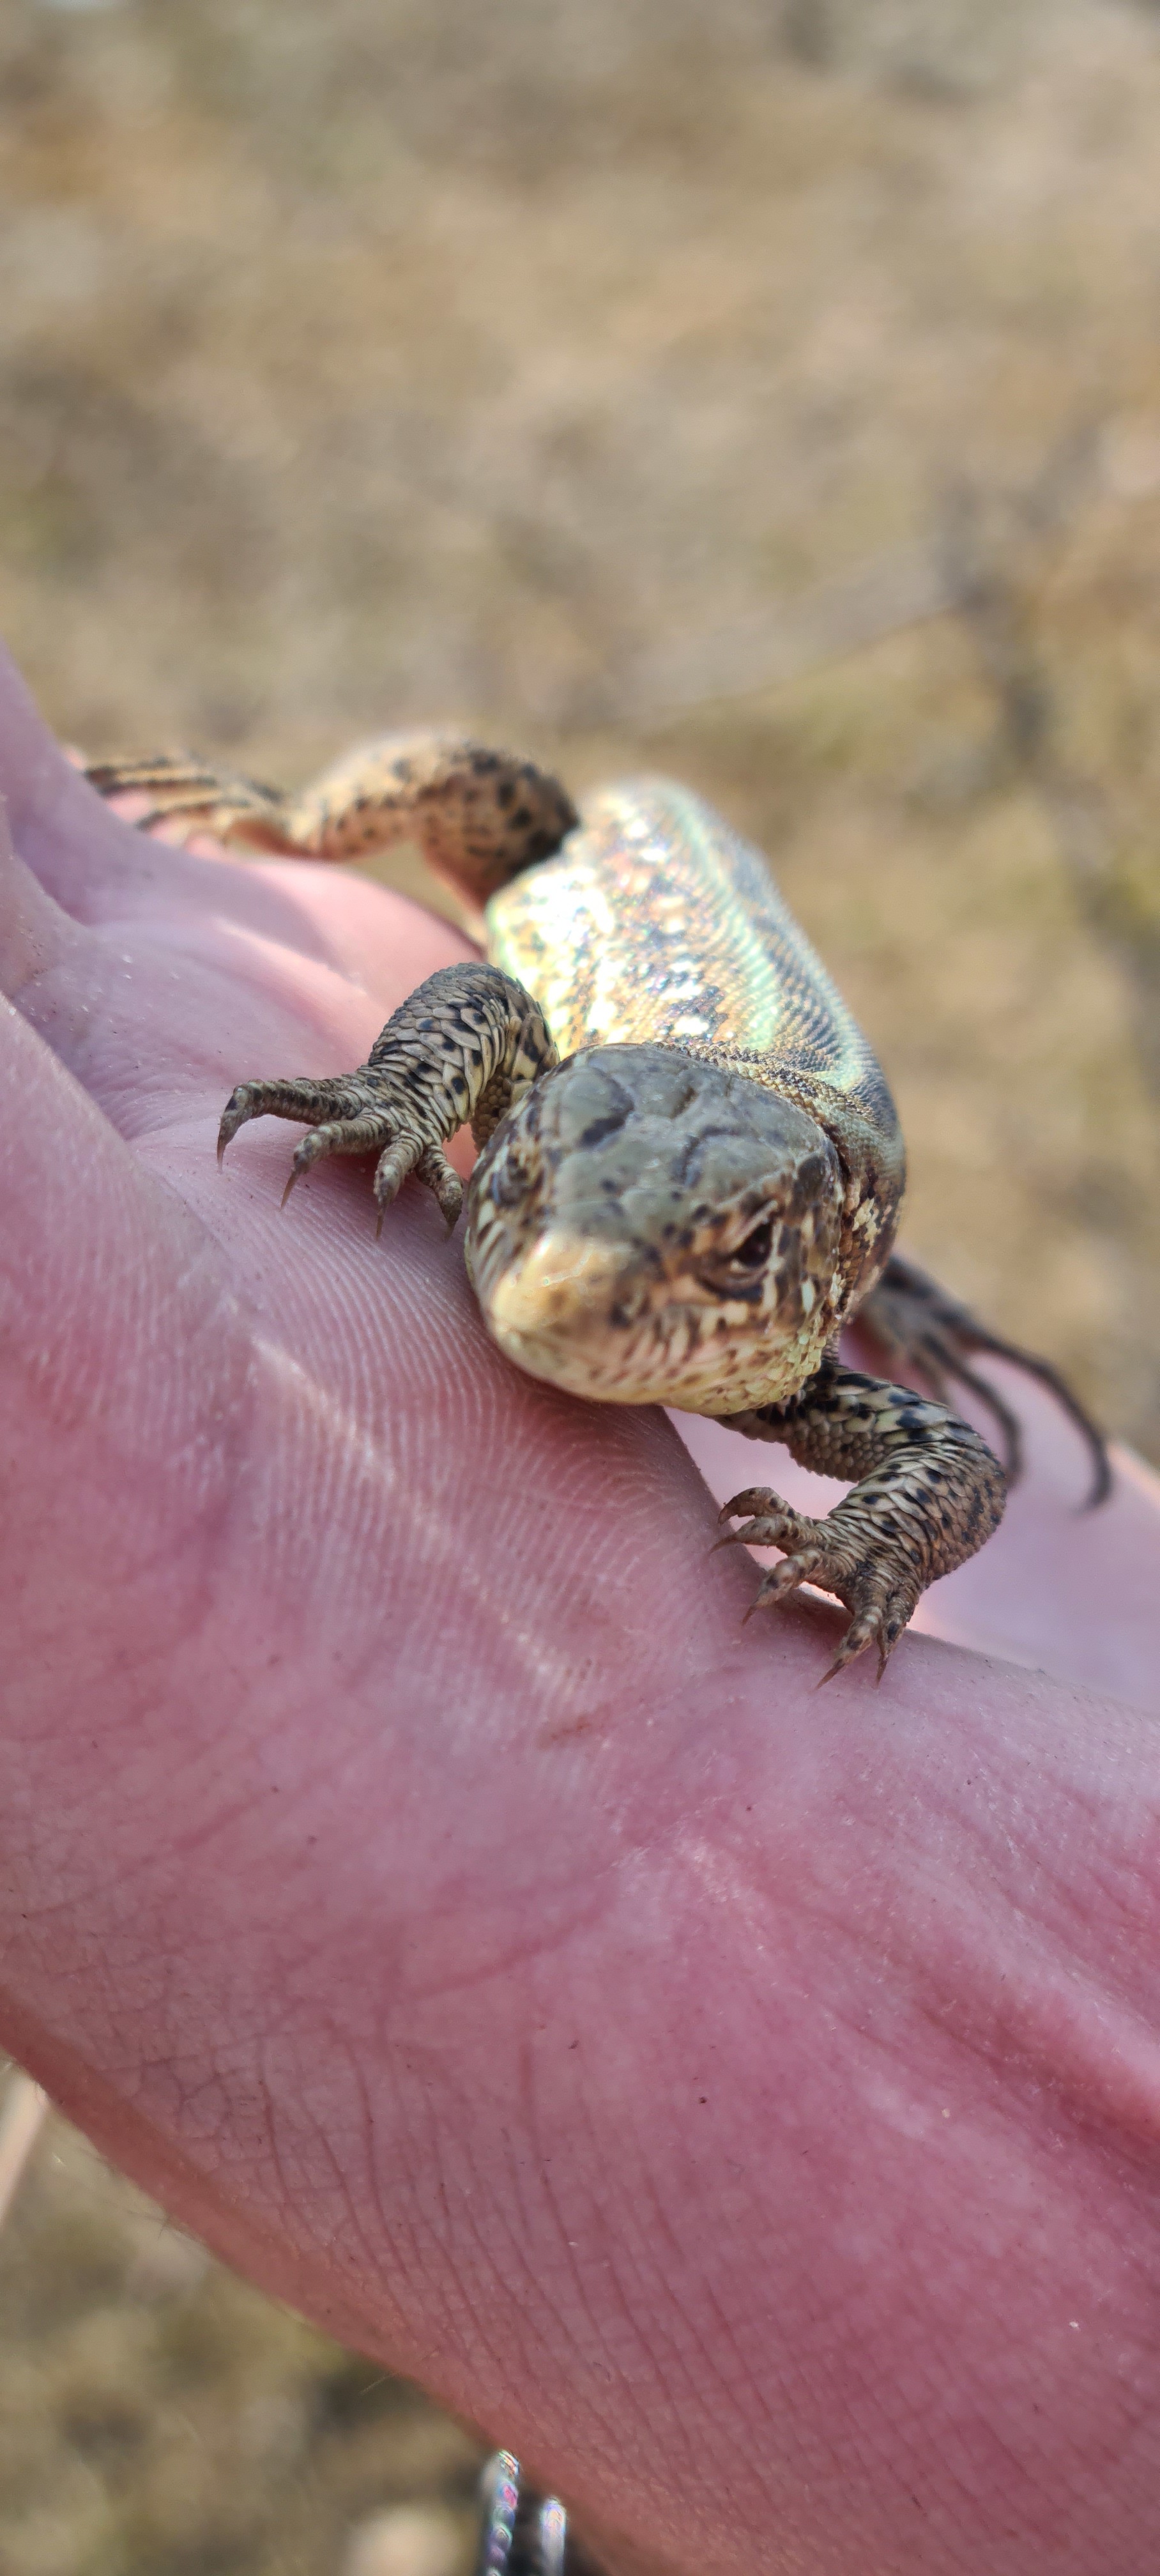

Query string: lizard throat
466 1220 841 1413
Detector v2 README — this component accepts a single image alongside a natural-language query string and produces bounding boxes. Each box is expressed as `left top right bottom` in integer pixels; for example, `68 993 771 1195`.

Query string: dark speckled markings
89 728 1110 1678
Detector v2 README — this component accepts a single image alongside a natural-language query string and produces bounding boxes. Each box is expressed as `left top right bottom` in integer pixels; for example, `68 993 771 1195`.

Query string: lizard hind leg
84 751 300 853
86 732 579 894
857 1250 1110 1506
286 730 579 899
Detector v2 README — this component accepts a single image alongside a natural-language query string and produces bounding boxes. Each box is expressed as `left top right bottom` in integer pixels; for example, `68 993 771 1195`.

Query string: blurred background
3 0 1160 2564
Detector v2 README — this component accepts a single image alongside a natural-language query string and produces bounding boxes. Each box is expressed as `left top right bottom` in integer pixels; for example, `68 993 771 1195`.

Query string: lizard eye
696 1208 779 1295
721 1210 777 1275
484 1132 536 1210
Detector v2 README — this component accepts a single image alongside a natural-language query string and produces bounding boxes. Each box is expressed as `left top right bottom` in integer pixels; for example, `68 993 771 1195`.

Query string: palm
5 644 1160 2576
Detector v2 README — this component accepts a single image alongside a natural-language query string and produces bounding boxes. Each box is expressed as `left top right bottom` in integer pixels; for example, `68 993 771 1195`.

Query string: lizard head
464 1044 848 1414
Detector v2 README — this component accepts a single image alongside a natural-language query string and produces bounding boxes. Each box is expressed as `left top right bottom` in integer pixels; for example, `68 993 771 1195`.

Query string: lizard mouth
472 1224 837 1410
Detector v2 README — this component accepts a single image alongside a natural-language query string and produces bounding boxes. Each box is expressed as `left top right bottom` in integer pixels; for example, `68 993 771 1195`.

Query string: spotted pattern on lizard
88 732 1110 1678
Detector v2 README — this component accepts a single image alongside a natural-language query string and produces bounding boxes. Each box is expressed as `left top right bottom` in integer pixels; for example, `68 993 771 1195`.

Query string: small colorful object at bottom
474 2452 571 2576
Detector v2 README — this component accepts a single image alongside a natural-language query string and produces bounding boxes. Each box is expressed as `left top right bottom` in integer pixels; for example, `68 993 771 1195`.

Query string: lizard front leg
218 962 557 1232
715 1362 1007 1681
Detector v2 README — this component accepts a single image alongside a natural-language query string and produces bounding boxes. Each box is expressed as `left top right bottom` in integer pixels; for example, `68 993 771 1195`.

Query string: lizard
86 732 1111 1680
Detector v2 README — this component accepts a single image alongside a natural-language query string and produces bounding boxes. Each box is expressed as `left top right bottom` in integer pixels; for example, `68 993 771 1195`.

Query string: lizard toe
717 1486 779 1524
717 1487 818 1554
816 1565 919 1685
745 1546 828 1621
218 1075 351 1164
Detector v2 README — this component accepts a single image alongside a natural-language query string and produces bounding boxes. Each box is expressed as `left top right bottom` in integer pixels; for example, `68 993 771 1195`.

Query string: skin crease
3 643 1160 2576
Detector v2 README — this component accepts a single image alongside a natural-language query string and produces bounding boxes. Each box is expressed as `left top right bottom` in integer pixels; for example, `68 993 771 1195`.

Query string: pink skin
4 638 1160 2575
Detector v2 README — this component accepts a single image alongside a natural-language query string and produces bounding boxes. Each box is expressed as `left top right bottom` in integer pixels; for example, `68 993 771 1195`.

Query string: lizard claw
718 1482 918 1679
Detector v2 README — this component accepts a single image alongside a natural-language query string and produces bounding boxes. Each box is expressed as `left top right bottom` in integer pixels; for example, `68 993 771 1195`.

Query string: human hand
4 641 1160 2575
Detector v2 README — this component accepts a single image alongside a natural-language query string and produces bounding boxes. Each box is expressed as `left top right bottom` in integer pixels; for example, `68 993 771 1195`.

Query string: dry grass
3 0 1160 2564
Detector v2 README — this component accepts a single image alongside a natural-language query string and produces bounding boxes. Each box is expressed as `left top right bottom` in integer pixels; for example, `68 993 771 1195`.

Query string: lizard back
484 776 899 1145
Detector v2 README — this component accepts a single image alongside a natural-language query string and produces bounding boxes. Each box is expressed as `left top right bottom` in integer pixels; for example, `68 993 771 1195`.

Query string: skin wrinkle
358 2050 489 2359
776 1850 1159 2154
386 2076 535 2388
567 1813 1144 2493
489 2045 607 2393
623 2188 813 2481
12 1634 269 1903
633 2170 774 2454
935 2407 1103 2553
15 1638 1160 2565
268 1968 621 2370
862 1926 1157 2189
658 1655 1160 2018
256 2058 339 2300
398 2074 521 2375
512 2054 654 2420
0 2001 330 2324
10 1594 393 2043
397 1930 795 2511
535 2104 675 2430
240 1285 637 1733
370 1770 655 2009
170 1628 1149 2297
343 2053 416 2306
818 1761 1160 2149
257 1367 550 1702
5 1102 255 1525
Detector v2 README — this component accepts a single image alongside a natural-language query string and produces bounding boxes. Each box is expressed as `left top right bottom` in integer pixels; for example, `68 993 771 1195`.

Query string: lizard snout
484 1230 631 1344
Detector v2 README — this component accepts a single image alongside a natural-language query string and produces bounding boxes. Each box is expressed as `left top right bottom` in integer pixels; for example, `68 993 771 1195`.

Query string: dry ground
3 0 1160 2568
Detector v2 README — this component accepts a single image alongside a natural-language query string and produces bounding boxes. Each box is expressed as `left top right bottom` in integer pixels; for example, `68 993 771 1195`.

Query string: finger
13 861 469 1158
0 795 91 1002
0 640 169 923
